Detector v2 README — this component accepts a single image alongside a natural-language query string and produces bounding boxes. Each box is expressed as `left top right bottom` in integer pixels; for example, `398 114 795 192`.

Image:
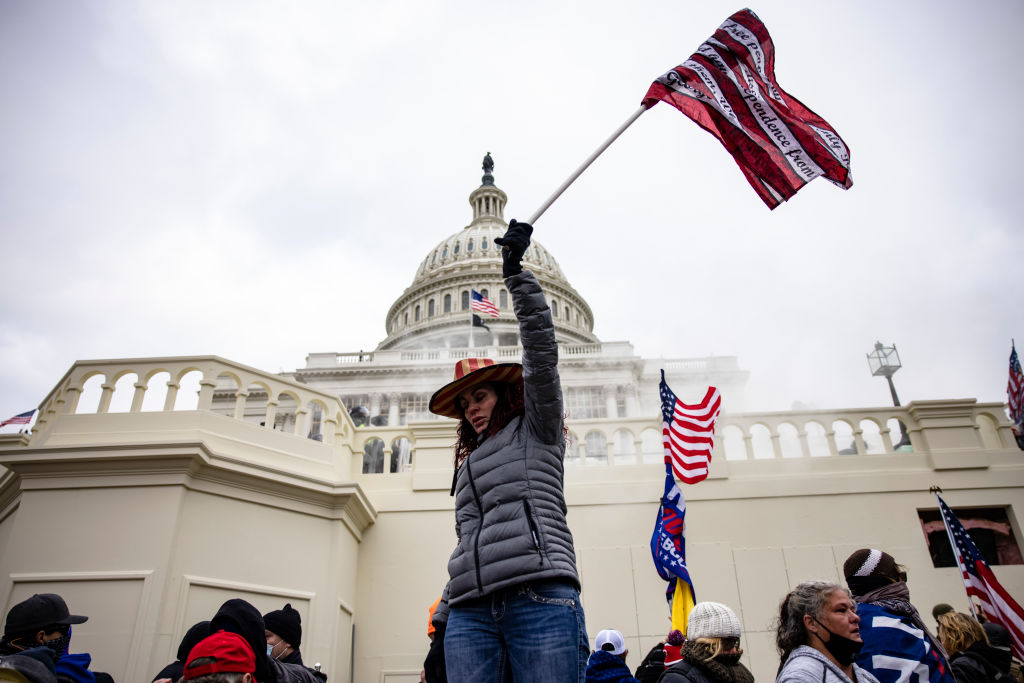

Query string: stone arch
565 431 580 464
174 370 202 410
750 423 773 459
108 372 138 413
832 419 856 455
75 373 106 414
362 437 385 474
306 399 328 440
804 421 829 457
777 422 801 458
141 371 171 412
584 430 607 464
390 436 413 473
722 425 746 460
612 428 636 464
273 391 299 431
641 428 662 464
859 418 884 454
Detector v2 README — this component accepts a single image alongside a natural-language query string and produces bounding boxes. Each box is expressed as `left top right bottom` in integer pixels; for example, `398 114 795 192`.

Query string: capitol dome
377 155 598 350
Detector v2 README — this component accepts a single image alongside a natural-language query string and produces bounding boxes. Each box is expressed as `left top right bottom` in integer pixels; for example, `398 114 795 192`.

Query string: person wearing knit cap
210 599 320 683
659 602 753 683
842 548 954 683
263 605 303 666
583 629 639 683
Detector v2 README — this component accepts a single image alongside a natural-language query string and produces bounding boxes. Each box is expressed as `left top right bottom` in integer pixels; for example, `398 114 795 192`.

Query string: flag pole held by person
527 8 852 224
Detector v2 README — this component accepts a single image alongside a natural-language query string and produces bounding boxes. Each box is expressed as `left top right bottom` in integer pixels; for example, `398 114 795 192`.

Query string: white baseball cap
594 628 626 655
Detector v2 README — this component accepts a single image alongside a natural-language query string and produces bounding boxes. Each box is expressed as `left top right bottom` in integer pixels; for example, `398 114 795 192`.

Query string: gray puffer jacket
445 269 580 606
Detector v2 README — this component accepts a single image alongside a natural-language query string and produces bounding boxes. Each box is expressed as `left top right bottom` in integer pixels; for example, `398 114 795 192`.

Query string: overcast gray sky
2 0 1021 426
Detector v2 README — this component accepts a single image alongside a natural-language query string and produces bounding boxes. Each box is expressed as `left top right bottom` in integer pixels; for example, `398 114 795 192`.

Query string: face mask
812 617 863 666
44 631 71 657
267 644 276 658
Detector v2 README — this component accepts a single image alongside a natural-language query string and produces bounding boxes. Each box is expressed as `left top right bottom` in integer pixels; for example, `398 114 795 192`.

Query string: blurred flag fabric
660 371 722 484
936 494 1024 659
1008 342 1024 449
471 290 499 318
641 8 852 209
651 466 696 634
0 410 35 428
472 314 490 331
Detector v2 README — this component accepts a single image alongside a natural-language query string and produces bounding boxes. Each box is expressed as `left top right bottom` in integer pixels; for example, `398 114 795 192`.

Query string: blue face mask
267 644 275 658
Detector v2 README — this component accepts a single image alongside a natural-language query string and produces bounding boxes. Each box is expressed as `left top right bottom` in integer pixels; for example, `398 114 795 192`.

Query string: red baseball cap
185 630 256 681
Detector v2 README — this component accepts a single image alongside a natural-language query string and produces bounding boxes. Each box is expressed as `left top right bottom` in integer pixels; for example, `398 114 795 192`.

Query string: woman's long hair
775 580 849 674
937 611 986 656
453 380 524 467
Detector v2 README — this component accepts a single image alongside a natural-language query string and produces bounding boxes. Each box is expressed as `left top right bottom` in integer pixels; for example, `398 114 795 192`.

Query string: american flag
471 290 499 318
1009 342 1024 431
660 371 721 484
641 9 852 209
0 410 35 428
936 494 1024 660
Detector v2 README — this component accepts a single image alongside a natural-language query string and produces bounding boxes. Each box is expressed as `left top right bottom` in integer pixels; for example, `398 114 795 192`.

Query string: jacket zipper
523 499 544 566
465 457 485 593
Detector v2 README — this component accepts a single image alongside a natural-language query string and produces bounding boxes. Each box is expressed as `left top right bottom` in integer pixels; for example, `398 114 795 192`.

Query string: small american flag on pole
1 410 35 428
1008 342 1024 433
641 8 852 209
660 371 722 484
937 494 1024 660
471 290 499 318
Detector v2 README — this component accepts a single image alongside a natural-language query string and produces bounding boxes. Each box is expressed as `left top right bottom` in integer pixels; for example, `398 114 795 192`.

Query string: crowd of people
417 548 1022 682
0 594 327 683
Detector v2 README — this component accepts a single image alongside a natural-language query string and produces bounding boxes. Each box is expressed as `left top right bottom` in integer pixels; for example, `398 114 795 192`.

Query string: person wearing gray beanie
659 602 753 683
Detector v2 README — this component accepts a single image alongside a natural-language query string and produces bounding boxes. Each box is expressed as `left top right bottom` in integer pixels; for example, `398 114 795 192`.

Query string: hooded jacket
445 270 580 605
210 599 320 683
585 650 640 683
777 645 881 683
949 640 1010 682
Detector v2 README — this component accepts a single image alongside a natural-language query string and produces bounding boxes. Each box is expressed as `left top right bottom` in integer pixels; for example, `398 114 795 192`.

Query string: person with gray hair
775 581 880 683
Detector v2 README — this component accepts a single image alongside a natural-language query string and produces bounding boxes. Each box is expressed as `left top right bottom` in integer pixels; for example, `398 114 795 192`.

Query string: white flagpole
527 105 649 225
937 493 982 621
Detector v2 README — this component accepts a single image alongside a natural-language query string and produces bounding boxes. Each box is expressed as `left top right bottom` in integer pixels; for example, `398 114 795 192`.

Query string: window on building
391 436 412 473
444 294 452 313
565 387 607 420
482 237 489 250
480 288 489 299
552 300 559 318
918 506 1023 567
584 430 607 463
467 239 474 252
499 289 508 308
431 251 437 265
398 393 431 425
403 312 408 326
428 299 435 317
442 246 448 259
415 305 421 322
454 242 460 255
461 291 470 311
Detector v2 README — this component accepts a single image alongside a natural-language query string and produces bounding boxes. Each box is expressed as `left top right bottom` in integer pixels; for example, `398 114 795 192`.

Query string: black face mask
812 617 863 666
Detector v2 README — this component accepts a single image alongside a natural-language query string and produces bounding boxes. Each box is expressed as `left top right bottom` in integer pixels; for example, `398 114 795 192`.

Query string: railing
31 356 356 446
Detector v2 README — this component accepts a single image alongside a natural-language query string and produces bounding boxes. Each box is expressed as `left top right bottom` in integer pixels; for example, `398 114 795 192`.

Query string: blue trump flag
651 464 696 633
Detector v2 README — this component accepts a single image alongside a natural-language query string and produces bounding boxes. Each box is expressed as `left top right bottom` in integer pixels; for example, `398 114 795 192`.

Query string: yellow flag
670 578 696 635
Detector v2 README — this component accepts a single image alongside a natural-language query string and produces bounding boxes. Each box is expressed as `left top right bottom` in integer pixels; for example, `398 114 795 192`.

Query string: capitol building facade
0 162 1021 683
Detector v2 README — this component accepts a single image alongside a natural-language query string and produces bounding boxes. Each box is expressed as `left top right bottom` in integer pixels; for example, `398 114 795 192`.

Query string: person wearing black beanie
264 604 303 665
210 599 320 683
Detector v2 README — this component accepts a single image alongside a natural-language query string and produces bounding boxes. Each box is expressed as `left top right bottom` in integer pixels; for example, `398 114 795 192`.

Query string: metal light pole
866 341 911 448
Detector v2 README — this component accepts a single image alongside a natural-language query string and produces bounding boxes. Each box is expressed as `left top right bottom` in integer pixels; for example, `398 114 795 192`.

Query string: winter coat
777 645 880 683
949 641 1011 682
585 650 640 683
853 602 954 683
445 269 580 606
270 658 322 683
658 641 754 683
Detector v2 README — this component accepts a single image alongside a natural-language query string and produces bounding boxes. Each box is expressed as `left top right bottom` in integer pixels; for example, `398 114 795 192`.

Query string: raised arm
497 221 564 446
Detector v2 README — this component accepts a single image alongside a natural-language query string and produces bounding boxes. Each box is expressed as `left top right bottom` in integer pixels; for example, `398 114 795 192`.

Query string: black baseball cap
4 594 88 636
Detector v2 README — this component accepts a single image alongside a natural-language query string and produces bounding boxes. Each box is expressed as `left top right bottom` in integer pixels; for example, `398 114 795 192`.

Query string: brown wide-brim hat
429 358 523 420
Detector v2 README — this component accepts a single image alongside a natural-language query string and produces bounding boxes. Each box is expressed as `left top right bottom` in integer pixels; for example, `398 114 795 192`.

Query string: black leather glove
494 219 533 278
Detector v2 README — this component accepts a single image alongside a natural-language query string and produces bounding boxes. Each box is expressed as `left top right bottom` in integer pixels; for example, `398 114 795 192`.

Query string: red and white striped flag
642 8 852 209
660 371 722 484
937 494 1024 660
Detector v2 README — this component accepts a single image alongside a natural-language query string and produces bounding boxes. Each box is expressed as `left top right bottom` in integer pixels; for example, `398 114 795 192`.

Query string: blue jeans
445 580 589 683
